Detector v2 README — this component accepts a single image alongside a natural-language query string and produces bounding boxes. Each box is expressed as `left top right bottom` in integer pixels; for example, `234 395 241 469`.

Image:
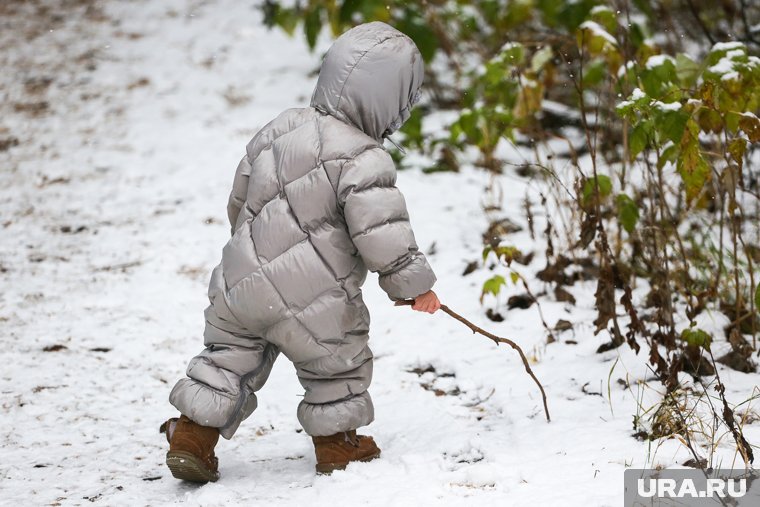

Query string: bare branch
396 300 551 422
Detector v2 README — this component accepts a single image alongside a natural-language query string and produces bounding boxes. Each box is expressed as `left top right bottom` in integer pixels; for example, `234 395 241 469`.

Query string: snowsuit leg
289 335 374 436
169 305 279 440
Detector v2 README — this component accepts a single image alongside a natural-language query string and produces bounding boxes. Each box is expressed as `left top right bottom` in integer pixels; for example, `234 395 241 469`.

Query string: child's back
164 21 438 481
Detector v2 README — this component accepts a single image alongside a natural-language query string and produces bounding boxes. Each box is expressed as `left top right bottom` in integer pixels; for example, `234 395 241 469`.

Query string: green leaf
481 275 507 302
640 70 663 97
495 245 521 265
273 7 299 35
658 142 679 169
658 110 689 144
483 245 522 265
510 271 520 284
578 21 618 56
755 284 760 312
536 0 562 27
582 59 607 88
650 56 677 84
504 0 535 29
482 245 492 262
675 53 700 87
396 15 439 62
500 42 525 66
481 0 500 23
453 110 482 145
725 111 742 132
616 194 639 233
680 328 712 351
628 19 646 48
629 121 651 159
338 0 360 25
303 7 322 49
357 0 391 23
616 100 635 119
589 5 617 33
560 0 602 31
399 108 424 150
582 175 613 205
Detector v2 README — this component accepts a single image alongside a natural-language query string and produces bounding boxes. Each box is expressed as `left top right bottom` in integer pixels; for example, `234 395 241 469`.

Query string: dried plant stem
396 300 551 422
707 350 755 466
515 272 555 342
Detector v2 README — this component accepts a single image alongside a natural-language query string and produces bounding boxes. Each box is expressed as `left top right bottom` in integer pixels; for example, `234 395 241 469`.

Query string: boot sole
315 449 381 474
166 451 219 483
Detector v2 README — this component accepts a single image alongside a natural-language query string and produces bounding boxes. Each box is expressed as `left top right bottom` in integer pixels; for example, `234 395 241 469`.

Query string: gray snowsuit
170 22 436 439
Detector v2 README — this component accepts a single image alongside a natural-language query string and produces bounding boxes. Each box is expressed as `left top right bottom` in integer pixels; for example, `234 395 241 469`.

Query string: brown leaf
727 137 747 171
537 255 573 285
739 113 760 143
507 293 535 310
555 286 576 305
578 212 597 249
0 137 19 151
485 308 505 322
42 344 67 352
717 351 756 373
592 268 615 334
462 260 478 276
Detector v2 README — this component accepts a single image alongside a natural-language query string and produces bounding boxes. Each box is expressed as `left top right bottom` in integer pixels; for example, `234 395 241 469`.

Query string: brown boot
160 415 220 483
312 430 381 474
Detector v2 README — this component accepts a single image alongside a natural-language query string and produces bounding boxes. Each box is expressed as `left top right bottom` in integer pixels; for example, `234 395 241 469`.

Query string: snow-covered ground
1 1 757 506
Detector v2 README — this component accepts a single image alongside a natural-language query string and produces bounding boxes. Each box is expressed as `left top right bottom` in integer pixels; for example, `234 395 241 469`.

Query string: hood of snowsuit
310 21 424 141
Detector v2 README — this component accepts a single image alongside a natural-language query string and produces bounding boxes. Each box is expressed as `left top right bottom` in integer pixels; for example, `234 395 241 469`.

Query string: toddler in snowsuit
161 21 440 482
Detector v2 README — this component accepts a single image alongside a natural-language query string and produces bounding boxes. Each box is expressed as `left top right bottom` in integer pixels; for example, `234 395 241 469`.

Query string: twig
707 350 755 466
95 260 143 272
396 300 551 422
683 0 716 45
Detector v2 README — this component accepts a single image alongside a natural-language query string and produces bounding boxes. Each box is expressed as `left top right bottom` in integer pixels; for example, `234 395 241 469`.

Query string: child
161 21 440 483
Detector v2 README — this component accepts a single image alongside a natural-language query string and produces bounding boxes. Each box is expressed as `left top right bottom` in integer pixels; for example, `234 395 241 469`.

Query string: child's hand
408 290 441 314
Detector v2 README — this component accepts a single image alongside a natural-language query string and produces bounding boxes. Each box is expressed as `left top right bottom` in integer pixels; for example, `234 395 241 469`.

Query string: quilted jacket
170 22 436 438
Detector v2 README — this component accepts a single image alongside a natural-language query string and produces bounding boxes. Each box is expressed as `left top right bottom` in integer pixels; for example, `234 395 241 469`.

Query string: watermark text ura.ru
624 469 759 506
638 477 746 499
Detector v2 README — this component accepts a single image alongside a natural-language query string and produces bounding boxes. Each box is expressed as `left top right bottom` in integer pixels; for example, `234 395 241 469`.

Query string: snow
653 100 682 112
709 58 737 75
1 1 758 506
500 42 522 53
645 54 675 70
711 41 746 52
722 71 740 82
707 44 748 76
630 87 647 101
617 60 636 78
542 100 582 121
578 21 618 46
590 6 613 15
726 49 746 60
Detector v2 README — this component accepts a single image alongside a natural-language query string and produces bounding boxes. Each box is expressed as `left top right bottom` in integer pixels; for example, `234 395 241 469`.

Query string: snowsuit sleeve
337 147 436 301
226 154 252 235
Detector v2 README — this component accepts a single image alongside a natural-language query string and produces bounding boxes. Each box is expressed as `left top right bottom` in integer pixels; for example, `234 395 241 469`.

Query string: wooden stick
396 300 551 422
